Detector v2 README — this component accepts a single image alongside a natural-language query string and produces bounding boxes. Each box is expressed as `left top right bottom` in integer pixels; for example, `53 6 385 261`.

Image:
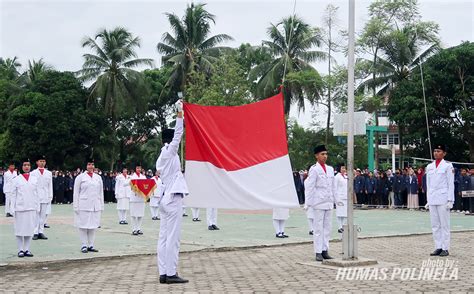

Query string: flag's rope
281 0 297 85
414 25 433 160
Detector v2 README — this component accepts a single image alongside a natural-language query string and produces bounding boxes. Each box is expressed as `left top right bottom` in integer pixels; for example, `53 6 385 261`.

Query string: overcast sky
1 0 472 127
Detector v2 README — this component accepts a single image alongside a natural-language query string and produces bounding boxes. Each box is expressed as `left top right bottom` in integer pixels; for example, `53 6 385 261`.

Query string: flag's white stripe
184 155 299 209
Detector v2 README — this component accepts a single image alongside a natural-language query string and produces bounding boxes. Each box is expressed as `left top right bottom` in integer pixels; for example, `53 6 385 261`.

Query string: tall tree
156 3 233 95
0 57 22 81
388 42 474 162
250 15 327 114
26 58 53 84
320 4 343 144
79 27 154 169
357 0 439 168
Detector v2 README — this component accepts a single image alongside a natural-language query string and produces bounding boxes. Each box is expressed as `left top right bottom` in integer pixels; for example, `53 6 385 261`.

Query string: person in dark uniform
293 171 305 205
65 172 74 204
103 172 113 203
458 168 471 213
376 172 389 208
453 168 462 212
393 169 404 208
55 172 66 204
365 172 376 206
354 169 365 206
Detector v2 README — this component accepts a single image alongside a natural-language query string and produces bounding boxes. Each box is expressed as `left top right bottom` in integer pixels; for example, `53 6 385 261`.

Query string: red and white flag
183 92 299 209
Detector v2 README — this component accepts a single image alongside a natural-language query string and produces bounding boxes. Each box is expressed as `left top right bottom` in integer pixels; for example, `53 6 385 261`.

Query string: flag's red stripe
184 93 289 171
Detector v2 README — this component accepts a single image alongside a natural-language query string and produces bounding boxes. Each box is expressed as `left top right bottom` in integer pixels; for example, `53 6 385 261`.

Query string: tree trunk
325 17 332 145
398 127 404 169
372 52 379 170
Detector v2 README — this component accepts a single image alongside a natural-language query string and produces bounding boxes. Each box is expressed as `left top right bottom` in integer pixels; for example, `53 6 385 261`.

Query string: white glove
424 203 429 210
303 204 308 211
175 99 183 112
336 201 344 206
446 201 453 210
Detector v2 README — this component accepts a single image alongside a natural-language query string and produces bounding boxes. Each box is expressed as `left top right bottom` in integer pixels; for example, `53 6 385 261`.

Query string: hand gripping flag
130 179 157 200
183 92 299 209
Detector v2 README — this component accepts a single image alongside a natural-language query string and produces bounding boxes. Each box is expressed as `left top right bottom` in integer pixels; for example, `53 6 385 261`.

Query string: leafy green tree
26 58 53 84
185 54 253 106
2 71 105 169
79 27 154 169
250 16 326 114
0 57 22 81
388 42 474 162
156 3 233 95
357 0 440 167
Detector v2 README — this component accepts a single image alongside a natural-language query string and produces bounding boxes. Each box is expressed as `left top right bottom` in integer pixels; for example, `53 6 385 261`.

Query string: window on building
388 133 399 145
379 134 388 146
377 110 389 117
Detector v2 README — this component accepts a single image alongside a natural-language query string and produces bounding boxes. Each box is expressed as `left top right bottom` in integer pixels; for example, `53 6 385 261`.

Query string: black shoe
159 275 167 284
32 234 39 240
137 230 143 235
37 233 48 240
182 213 188 217
322 250 333 259
24 250 34 257
439 250 449 257
18 251 24 258
81 246 88 253
208 226 215 230
6 213 13 217
316 253 324 261
430 248 442 256
276 233 283 238
281 232 289 238
44 224 50 228
338 228 344 233
166 275 189 284
212 224 220 230
123 221 128 225
119 220 124 224
132 230 138 235
309 230 313 235
192 218 201 222
88 247 99 252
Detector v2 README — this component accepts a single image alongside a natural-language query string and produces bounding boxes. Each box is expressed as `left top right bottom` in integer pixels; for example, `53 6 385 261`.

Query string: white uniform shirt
426 159 455 205
304 162 337 210
3 169 18 194
73 172 104 212
152 176 165 199
129 172 147 203
114 173 130 199
334 172 348 200
11 174 40 212
30 168 53 204
155 117 189 204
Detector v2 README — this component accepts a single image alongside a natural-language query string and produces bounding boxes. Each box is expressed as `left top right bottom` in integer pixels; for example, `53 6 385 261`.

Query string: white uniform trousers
34 203 49 234
157 194 183 276
206 208 218 226
191 208 200 219
5 192 13 214
429 204 450 250
312 209 332 254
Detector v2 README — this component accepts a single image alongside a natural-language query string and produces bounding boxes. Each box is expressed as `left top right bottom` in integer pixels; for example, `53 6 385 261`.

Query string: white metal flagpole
344 0 357 260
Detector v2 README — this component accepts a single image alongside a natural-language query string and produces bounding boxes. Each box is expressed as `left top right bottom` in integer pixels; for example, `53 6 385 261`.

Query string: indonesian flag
130 179 157 200
183 92 299 209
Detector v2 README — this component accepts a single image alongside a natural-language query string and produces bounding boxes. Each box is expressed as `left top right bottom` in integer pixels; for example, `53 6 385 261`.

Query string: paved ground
0 232 473 293
1 204 473 265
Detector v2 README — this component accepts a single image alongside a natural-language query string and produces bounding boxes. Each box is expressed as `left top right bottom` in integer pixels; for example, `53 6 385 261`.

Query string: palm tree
26 58 53 83
0 57 22 80
79 27 154 169
250 16 327 114
80 27 154 119
357 25 439 96
156 3 233 96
